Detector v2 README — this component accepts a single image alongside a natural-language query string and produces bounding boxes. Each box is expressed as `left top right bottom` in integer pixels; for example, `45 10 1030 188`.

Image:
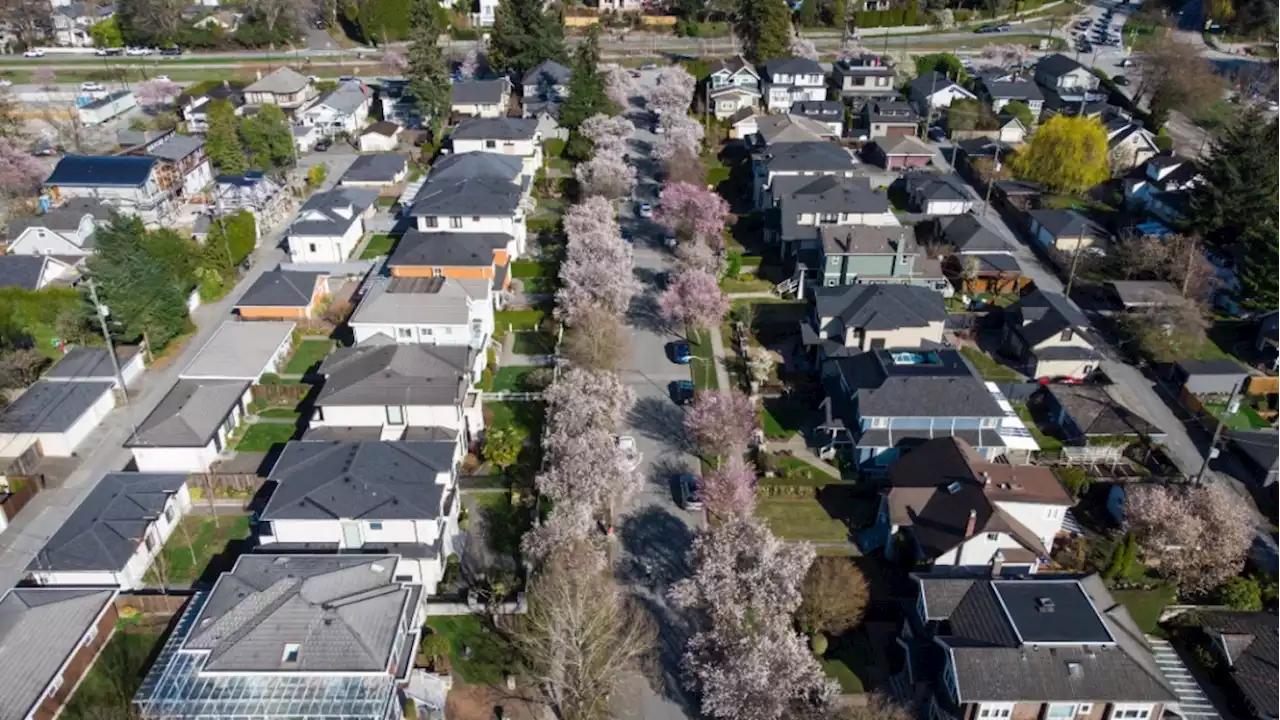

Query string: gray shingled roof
341 153 407 183
828 349 1003 418
128 379 250 447
522 59 572 86
262 440 455 521
146 134 204 162
754 114 836 144
1036 53 1086 80
44 346 139 381
982 79 1044 102
1028 209 1108 240
245 67 310 95
813 284 946 332
0 587 116 720
387 230 510 268
349 276 489 326
183 554 414 673
762 56 824 78
758 141 857 172
317 344 472 407
313 81 368 115
180 321 296 380
1006 288 1092 347
0 256 48 290
288 187 378 237
820 225 917 256
910 70 965 100
452 117 538 141
1197 611 1278 718
940 214 1012 253
1046 384 1162 437
237 270 324 308
0 380 113 433
409 152 523 217
904 171 971 202
451 79 507 105
7 209 93 238
28 472 187 572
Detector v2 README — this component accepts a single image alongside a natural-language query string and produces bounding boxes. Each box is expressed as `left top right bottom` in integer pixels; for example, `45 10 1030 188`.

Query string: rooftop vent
1066 661 1082 677
1036 597 1056 613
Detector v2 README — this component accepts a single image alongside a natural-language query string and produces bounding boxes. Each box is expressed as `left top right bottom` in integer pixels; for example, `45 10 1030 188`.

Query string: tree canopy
205 99 247 175
86 214 197 348
558 26 608 130
734 0 791 62
915 53 967 82
487 0 566 75
1012 115 1110 194
239 104 294 170
1002 100 1035 128
347 0 413 43
90 17 123 47
405 0 450 128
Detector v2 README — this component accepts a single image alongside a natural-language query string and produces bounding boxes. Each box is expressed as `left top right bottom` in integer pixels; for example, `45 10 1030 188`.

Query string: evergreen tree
558 26 607 130
405 0 450 131
239 104 294 170
798 0 820 26
736 0 792 62
86 214 196 348
488 0 566 75
828 0 847 30
205 99 247 175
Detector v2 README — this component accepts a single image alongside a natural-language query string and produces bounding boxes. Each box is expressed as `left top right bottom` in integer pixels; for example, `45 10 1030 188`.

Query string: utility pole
85 277 129 405
982 143 1002 218
1063 233 1086 297
1194 381 1240 485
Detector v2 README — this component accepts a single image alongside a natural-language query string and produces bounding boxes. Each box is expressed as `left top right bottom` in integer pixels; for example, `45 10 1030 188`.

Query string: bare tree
561 306 624 372
1114 233 1217 300
796 556 869 636
248 0 296 35
1137 33 1227 125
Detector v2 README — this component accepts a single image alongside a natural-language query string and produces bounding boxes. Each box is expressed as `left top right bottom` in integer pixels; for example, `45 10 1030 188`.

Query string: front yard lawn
1113 585 1177 636
494 309 546 339
819 629 872 693
761 397 808 440
62 629 165 720
424 615 513 685
470 491 531 558
233 422 298 452
283 339 334 375
511 330 556 355
145 514 252 586
757 497 851 542
720 274 775 293
485 401 545 439
959 346 1023 382
491 366 542 393
359 233 396 259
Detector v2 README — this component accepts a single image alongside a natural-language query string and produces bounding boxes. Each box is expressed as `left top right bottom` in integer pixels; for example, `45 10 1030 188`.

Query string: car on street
639 62 657 70
671 340 692 364
152 75 170 83
23 48 44 58
664 231 677 248
125 46 152 56
652 121 664 134
637 202 653 219
618 436 642 471
670 379 695 405
975 24 1000 33
314 138 333 152
79 82 105 93
0 79 11 88
678 474 703 511
159 46 182 56
1078 41 1094 52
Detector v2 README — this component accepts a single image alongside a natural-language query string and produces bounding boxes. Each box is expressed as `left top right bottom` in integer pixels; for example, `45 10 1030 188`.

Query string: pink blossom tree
0 139 48 199
458 46 482 81
654 114 704 161
700 454 757 520
135 78 182 108
34 67 56 89
574 153 637 201
521 501 598 565
684 389 757 459
1125 483 1253 594
543 364 636 435
381 49 408 76
602 63 635 108
648 65 697 116
580 113 634 158
659 269 730 330
675 240 724 276
556 197 639 324
657 181 730 247
790 34 820 62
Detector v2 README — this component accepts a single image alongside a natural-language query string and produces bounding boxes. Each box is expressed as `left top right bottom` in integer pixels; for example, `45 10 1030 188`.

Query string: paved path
707 324 733 391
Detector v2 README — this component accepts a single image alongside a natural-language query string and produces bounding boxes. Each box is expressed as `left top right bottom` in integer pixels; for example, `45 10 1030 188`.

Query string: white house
358 121 402 152
475 0 498 25
407 152 529 256
450 79 510 119
761 57 827 113
25 472 192 590
909 71 977 114
136 132 214 200
285 187 379 263
298 81 371 138
449 117 543 177
44 155 172 226
179 320 296 382
1106 115 1161 173
78 91 138 126
176 81 247 134
0 380 116 457
904 171 974 216
126 379 253 472
995 114 1028 144
1034 53 1103 103
348 276 494 359
5 208 98 257
706 56 762 120
244 67 314 108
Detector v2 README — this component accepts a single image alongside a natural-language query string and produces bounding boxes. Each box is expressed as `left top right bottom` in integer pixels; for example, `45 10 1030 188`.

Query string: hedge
853 5 917 27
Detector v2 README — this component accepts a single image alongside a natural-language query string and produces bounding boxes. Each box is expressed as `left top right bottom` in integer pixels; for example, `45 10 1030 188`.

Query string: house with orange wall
234 270 329 320
386 230 514 297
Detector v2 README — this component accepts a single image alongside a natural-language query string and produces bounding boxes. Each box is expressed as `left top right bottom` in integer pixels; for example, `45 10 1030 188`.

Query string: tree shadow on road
627 291 669 334
628 395 689 449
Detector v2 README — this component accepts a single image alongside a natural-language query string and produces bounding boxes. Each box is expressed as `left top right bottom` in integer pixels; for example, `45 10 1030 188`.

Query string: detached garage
0 380 116 457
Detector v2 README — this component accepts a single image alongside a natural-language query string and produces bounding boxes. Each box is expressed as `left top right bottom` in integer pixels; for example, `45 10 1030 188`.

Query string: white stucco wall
997 500 1067 553
287 219 363 263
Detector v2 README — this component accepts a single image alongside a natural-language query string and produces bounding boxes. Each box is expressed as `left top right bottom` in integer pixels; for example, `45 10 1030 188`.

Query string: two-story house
258 439 463 588
388 228 515 294
243 67 314 108
408 152 529 257
127 131 214 199
803 284 946 362
831 54 897 101
298 80 371 138
752 141 859 209
5 206 100 257
859 100 920 140
309 343 484 440
347 275 495 353
51 2 112 47
285 187 379 263
904 171 973 215
909 71 977 114
1102 109 1160 173
450 117 543 177
44 155 174 226
761 57 827 113
816 224 951 294
819 348 1039 468
1002 288 1101 380
451 79 511 119
979 77 1045 116
789 100 844 136
522 59 572 117
1027 209 1110 253
214 171 288 235
176 80 247 134
1034 53 1104 105
900 573 1178 720
706 56 763 120
938 213 1023 294
766 174 896 258
1123 155 1199 226
876 437 1071 572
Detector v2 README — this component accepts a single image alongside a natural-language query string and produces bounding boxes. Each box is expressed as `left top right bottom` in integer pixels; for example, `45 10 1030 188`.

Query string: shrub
1104 533 1136 581
810 633 828 655
1053 466 1093 499
1218 576 1263 610
726 252 743 278
450 27 479 40
1191 642 1219 671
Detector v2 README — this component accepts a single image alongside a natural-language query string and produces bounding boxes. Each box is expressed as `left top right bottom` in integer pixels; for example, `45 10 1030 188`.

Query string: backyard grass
706 154 730 187
424 615 513 685
258 406 302 420
1012 401 1065 453
145 515 252 586
1113 585 1177 636
62 629 165 720
761 397 808 440
1204 402 1270 431
547 156 573 173
688 328 719 390
485 401 545 439
233 422 298 452
376 195 398 207
510 259 549 279
493 309 546 339
491 366 542 393
719 274 775 293
511 330 557 356
959 346 1023 382
819 630 872 693
359 233 397 259
757 497 850 542
283 339 334 375
470 491 531 558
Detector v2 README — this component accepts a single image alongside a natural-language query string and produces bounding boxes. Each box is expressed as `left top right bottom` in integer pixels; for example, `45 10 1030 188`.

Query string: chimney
965 509 977 538
981 471 991 486
990 550 1004 578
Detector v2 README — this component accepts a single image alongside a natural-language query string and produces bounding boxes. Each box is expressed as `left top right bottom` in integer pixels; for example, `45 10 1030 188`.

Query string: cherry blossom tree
381 49 408 76
700 454 757 520
657 181 730 247
543 364 636 436
659 269 730 330
664 147 708 186
602 63 635 108
684 389 757 459
556 197 639 323
648 65 697 116
522 501 597 565
33 67 55 89
0 139 47 199
574 152 637 200
675 240 724 276
981 44 1031 68
458 46 482 81
654 114 704 161
580 113 634 157
1125 483 1253 594
745 346 777 388
135 78 182 108
790 33 820 62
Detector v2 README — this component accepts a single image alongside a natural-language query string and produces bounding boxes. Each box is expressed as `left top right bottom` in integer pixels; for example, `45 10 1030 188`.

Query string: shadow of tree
627 292 670 334
628 394 689 448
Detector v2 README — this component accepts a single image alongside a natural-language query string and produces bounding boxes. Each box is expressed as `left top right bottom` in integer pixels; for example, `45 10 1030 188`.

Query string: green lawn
706 154 730 186
359 233 397 259
62 629 165 720
424 615 513 685
258 406 302 420
819 630 872 693
688 328 719 390
511 330 556 356
1204 403 1270 431
494 309 547 339
757 497 850 542
233 422 299 452
283 339 334 375
720 275 775 293
492 366 542 392
1012 401 1065 453
1113 585 1177 636
470 491 531 558
761 397 808 440
485 401 545 439
548 156 573 173
510 259 549 279
145 515 252 586
959 346 1023 382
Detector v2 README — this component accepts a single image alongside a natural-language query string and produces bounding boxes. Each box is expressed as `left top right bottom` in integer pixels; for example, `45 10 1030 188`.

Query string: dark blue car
672 341 692 364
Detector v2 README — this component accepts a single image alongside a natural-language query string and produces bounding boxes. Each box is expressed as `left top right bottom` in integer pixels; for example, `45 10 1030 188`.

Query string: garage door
885 126 916 137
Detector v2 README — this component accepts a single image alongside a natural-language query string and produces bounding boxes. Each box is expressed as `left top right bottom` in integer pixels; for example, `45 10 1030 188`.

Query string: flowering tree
790 34 819 62
602 63 635 108
135 78 182 108
522 501 597 564
543 364 636 435
980 44 1031 68
0 139 48 199
684 389 757 458
458 46 482 81
659 269 730 330
1125 483 1253 594
575 153 637 200
745 346 776 388
556 197 639 323
648 65 697 116
700 455 757 520
657 181 730 247
382 49 408 75
654 114 705 161
580 113 634 157
675 241 724 276
34 67 55 88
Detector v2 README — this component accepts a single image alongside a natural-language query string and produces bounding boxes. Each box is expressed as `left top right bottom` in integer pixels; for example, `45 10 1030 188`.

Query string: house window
281 643 301 663
1111 706 1152 720
472 216 481 222
83 624 98 646
1047 705 1079 720
977 706 1013 719
449 217 463 229
308 243 317 253
869 417 888 428
986 533 1000 542
819 213 838 224
144 534 156 552
424 216 438 228
1078 705 1093 715
48 676 63 693
485 140 496 149
1060 328 1074 341
432 267 443 277
395 574 414 582
396 328 413 339
369 522 384 530
164 504 175 523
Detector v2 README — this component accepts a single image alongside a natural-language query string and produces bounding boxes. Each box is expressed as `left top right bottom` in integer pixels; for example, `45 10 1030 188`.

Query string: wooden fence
0 475 42 523
115 592 193 616
1 441 43 476
1246 375 1279 396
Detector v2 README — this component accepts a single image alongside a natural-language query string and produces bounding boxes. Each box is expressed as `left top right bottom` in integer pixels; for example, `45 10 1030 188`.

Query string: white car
637 202 653 219
617 436 642 472
23 48 44 58
153 75 170 82
125 46 151 56
0 79 11 88
80 82 106 93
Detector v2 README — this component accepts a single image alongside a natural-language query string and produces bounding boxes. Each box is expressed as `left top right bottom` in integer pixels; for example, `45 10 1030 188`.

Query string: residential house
4 204 102 257
309 343 484 440
979 78 1045 115
789 100 844 136
1103 109 1160 172
126 379 253 472
0 255 79 290
761 57 827 112
257 440 463 589
706 56 762 120
476 0 498 25
175 80 247 134
938 213 1022 294
803 284 946 361
909 70 977 114
285 187 379 263
298 81 371 138
1194 611 1277 720
598 0 643 9
1227 430 1278 488
747 113 841 147
765 174 896 258
752 141 859 209
860 100 920 140
213 172 289 236
378 78 420 128
953 137 1016 184
450 79 510 119
339 154 409 189
25 472 191 589
358 121 402 152
1124 155 1198 225
0 380 116 457
1033 53 1103 104
1003 289 1100 380
125 131 214 199
831 54 897 101
522 59 572 118
450 117 543 176
816 224 950 293
51 1 112 47
179 320 296 382
994 113 1029 144
408 152 529 256
348 276 495 352
865 135 936 170
44 346 146 389
388 228 515 293
1027 209 1109 252
1170 358 1249 397
819 348 1039 468
877 437 1071 572
191 9 242 31
132 554 424 718
0 586 117 720
44 155 173 225
1106 280 1184 311
1042 384 1165 444
79 91 138 127
900 572 1178 720
903 171 973 215
234 270 329 320
243 67 314 108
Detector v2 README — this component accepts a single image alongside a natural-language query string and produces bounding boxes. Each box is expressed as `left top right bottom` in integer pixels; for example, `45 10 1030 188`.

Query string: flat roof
0 380 113 433
992 580 1113 645
179 321 295 381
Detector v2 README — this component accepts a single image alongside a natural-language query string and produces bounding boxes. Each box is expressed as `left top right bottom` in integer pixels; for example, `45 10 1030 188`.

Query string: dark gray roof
1007 288 1092 346
237 270 324 307
409 152 523 217
904 171 971 202
0 586 117 718
789 100 842 118
940 214 1012 253
44 346 139 381
387 230 509 268
426 151 522 183
313 81 368 115
340 153 407 183
451 79 508 105
763 56 824 78
451 117 538 141
774 175 889 241
146 134 204 161
0 380 113 433
1196 611 1278 718
317 344 472 407
362 120 400 138
28 472 187 572
813 284 946 332
910 70 962 99
128 379 251 447
263 440 456 521
1228 429 1278 473
828 349 1003 418
1174 358 1248 378
183 554 415 672
7 208 93 237
288 187 378 237
0 255 48 290
758 142 857 172
982 79 1044 102
522 59 572 86
1036 53 1087 80
1046 384 1163 437
46 155 156 188
821 225 917 256
244 67 310 95
874 134 936 157
867 100 919 124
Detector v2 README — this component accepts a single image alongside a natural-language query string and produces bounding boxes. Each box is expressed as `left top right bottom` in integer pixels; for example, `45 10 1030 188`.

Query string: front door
341 521 363 549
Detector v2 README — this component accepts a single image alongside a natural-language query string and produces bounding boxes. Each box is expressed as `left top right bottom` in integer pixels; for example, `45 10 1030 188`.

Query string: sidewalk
776 435 843 479
708 324 733 390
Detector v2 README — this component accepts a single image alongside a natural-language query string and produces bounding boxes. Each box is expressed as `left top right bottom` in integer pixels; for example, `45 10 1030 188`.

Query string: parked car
637 202 653 219
152 75 170 83
671 340 692 364
617 436 642 471
927 126 947 142
975 24 1000 33
678 474 703 511
0 79 11 88
23 48 44 58
664 232 677 248
1119 58 1134 68
79 82 105 93
125 46 152 56
639 62 658 70
669 380 695 405
104 47 123 56
315 138 333 152
159 46 182 56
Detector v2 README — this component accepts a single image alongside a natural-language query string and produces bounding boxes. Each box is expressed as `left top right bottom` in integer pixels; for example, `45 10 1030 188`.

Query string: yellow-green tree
1012 115 1110 194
